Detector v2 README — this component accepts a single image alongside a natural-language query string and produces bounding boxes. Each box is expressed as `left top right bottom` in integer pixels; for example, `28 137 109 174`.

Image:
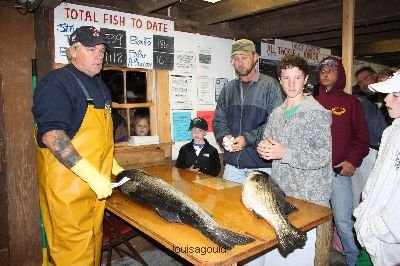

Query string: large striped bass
242 170 307 253
116 169 255 250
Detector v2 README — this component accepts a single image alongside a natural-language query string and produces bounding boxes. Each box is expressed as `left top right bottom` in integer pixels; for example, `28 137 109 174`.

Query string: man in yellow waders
32 26 124 265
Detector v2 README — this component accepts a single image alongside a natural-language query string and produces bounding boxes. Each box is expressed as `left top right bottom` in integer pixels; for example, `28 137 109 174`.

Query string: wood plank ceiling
5 0 400 67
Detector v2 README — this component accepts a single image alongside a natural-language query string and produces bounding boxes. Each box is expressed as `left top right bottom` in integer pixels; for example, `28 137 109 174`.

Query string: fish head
115 168 144 182
115 170 128 182
244 170 271 184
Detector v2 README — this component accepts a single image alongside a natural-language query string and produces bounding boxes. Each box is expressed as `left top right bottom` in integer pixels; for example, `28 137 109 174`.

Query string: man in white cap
354 70 400 266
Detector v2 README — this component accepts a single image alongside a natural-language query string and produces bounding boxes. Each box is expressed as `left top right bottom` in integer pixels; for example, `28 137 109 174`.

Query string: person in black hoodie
175 117 221 176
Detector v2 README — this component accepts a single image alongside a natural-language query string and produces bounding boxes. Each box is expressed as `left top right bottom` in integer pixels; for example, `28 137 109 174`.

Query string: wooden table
106 165 332 266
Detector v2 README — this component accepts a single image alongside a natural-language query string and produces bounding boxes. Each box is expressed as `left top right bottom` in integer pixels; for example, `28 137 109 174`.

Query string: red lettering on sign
130 18 143 29
304 51 318 61
64 8 98 22
146 21 168 32
278 47 295 56
266 44 276 54
103 14 125 26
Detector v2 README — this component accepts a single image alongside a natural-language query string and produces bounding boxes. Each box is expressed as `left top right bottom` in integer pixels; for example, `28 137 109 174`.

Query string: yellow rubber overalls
36 70 113 266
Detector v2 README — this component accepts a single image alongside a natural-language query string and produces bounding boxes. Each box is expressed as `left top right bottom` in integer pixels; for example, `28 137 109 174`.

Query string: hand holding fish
257 138 284 160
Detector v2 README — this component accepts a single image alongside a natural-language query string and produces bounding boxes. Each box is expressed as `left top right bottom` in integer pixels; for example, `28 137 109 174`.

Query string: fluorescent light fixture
203 0 222 3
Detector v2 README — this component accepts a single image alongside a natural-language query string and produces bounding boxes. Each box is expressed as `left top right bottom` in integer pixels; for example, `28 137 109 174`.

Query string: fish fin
283 202 298 216
275 223 307 253
201 227 255 250
156 208 182 223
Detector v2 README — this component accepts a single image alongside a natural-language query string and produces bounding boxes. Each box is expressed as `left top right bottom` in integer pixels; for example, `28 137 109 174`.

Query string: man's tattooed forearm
42 130 82 168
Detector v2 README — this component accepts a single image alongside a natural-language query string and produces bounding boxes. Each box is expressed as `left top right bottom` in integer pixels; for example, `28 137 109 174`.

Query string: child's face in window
191 128 207 144
134 118 150 136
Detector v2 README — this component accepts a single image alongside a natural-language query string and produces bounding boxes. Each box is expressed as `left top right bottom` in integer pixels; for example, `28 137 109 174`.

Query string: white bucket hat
369 70 400 93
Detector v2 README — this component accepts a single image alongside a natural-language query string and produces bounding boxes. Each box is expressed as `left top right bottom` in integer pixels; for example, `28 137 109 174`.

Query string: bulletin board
169 31 234 160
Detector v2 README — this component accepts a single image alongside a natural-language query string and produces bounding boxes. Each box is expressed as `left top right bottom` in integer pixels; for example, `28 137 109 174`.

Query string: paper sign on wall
196 111 215 132
260 39 331 65
197 76 214 106
172 112 192 142
54 2 174 69
170 75 194 110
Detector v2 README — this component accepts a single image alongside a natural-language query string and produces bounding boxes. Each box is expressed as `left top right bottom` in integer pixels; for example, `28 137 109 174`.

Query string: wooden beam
189 0 308 25
40 0 64 8
242 1 343 40
355 39 400 55
342 0 355 94
68 0 139 13
283 20 399 45
156 70 171 144
240 0 400 42
146 11 245 40
0 6 42 265
67 0 178 15
135 0 179 15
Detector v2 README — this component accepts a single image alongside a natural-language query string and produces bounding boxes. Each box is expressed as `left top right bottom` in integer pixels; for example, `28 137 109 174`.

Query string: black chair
102 211 148 266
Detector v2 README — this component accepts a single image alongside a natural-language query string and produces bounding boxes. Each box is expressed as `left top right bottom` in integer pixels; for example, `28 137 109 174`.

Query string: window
101 68 154 144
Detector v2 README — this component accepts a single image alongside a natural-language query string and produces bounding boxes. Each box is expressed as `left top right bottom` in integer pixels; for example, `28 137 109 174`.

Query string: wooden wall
0 74 8 265
0 6 42 266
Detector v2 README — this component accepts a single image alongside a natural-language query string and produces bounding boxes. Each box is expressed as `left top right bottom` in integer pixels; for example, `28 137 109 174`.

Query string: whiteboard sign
54 3 174 69
127 31 153 68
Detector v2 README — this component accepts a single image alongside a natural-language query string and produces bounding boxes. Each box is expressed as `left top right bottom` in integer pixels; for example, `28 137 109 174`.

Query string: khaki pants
314 219 333 266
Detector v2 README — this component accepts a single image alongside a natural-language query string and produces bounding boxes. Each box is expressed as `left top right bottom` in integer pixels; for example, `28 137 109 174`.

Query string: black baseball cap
189 117 208 131
68 26 109 49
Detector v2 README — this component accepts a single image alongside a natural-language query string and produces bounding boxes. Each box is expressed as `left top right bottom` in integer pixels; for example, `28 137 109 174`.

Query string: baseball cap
231 39 256 56
189 117 208 131
369 70 400 93
69 26 109 49
317 58 339 72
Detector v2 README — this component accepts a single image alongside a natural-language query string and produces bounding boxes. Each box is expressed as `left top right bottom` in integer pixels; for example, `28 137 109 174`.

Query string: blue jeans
331 174 360 266
223 164 271 184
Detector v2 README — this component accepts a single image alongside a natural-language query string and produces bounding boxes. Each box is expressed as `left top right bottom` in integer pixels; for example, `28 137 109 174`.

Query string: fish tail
202 227 255 250
276 223 307 253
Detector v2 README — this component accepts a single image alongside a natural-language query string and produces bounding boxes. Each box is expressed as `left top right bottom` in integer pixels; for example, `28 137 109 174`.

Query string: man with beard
212 39 283 183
